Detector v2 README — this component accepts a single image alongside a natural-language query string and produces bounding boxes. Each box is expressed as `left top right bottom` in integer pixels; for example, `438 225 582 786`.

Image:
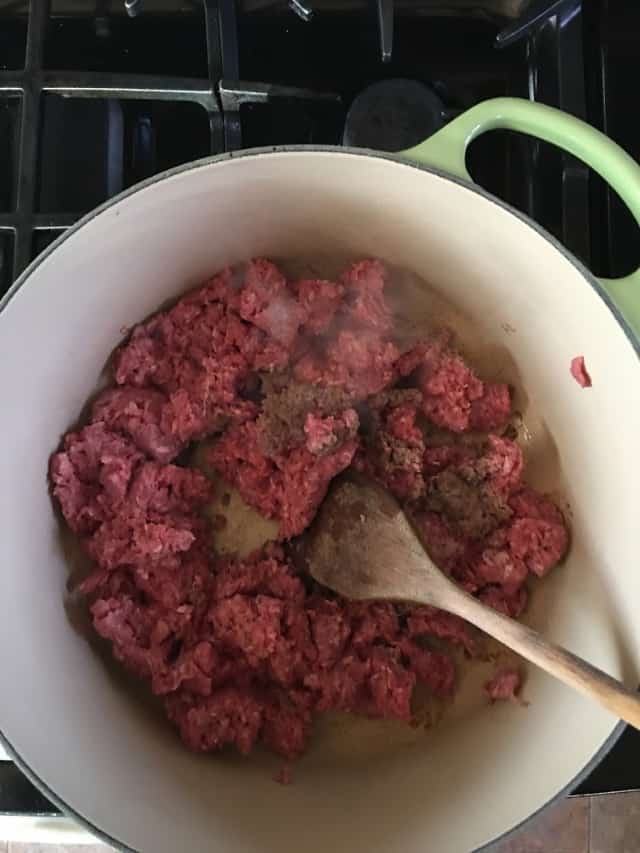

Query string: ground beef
570 355 592 388
404 338 511 433
294 330 400 399
484 668 523 702
340 259 394 334
50 423 143 534
348 601 399 647
128 462 210 515
239 258 307 347
91 387 184 464
209 420 358 539
50 256 569 764
294 278 344 335
409 511 471 576
421 436 522 542
397 639 456 696
479 585 528 619
166 687 265 755
405 604 476 656
471 487 569 584
257 377 356 458
303 409 359 456
112 264 280 444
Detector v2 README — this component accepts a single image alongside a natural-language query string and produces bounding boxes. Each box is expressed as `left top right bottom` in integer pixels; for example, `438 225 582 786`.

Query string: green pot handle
402 96 640 339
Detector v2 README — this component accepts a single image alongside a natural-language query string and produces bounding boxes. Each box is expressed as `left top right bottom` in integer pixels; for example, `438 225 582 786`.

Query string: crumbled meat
91 387 183 463
212 545 306 604
472 535 529 589
570 355 592 388
128 462 210 515
418 350 483 432
423 443 478 476
307 597 351 668
294 331 399 400
426 467 509 540
130 547 211 611
50 423 143 534
239 259 307 347
471 487 568 584
208 421 282 521
279 443 359 538
112 264 282 444
409 338 511 433
348 601 399 647
91 594 192 682
366 646 416 721
50 256 568 764
303 409 359 456
262 697 312 759
507 516 568 577
210 594 284 665
410 510 470 574
479 585 528 619
340 259 394 334
294 278 344 335
422 436 523 541
395 333 450 379
473 435 524 496
406 604 476 656
304 654 371 713
257 378 355 458
470 382 512 430
368 387 423 412
166 687 265 754
209 420 357 539
87 512 197 570
359 399 426 500
484 668 523 702
397 640 455 697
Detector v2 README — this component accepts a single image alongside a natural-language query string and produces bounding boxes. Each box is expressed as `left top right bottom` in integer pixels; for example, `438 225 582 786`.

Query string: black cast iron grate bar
4 0 225 280
218 79 342 150
13 0 47 275
2 0 342 281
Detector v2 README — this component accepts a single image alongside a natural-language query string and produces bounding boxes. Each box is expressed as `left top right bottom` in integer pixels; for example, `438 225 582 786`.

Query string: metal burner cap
343 79 445 152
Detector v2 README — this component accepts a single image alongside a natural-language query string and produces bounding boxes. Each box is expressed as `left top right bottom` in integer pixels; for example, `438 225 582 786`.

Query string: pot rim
0 144 634 853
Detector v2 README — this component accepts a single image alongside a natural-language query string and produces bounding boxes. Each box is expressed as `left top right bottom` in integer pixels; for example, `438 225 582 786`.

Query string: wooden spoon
302 472 640 729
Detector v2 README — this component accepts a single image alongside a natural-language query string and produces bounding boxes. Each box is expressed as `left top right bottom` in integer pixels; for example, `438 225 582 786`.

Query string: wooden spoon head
302 471 443 603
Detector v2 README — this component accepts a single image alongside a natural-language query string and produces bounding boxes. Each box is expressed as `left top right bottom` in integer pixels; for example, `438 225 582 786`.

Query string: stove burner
342 79 445 152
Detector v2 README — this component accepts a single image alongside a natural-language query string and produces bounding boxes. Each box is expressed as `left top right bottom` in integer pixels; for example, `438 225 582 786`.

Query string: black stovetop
1 0 639 817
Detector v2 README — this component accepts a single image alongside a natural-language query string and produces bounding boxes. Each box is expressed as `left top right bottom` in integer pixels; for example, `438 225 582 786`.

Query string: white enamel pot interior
0 146 639 853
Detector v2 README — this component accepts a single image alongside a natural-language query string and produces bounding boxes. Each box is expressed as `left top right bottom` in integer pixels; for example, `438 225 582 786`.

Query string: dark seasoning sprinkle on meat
50 258 569 764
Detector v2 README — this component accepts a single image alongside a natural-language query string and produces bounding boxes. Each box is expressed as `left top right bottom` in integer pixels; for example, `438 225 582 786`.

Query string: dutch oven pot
1 97 639 853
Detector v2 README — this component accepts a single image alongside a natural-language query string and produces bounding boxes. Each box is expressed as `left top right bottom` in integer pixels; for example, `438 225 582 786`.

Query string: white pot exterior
0 149 638 853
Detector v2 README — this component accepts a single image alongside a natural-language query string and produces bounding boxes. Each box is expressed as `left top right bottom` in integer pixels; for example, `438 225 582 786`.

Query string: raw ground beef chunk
356 390 426 501
484 668 523 702
294 277 344 335
50 423 143 534
208 420 358 539
399 334 512 433
50 256 569 763
91 387 184 464
570 355 592 388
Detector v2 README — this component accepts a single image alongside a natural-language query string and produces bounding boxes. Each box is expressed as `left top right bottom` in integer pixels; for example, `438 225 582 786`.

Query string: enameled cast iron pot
1 98 639 853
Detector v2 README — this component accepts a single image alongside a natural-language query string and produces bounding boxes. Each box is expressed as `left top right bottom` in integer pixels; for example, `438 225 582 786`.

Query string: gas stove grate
0 0 345 290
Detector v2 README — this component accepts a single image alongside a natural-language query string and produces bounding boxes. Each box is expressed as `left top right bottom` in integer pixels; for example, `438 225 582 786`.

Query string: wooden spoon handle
449 591 640 728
